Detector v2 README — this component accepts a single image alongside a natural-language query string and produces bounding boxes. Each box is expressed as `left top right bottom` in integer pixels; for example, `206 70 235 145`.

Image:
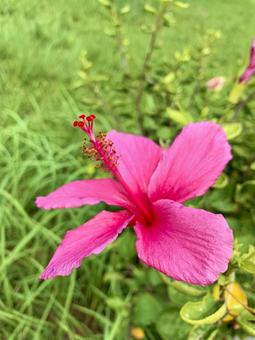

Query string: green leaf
156 308 191 340
133 293 163 326
91 74 109 82
120 5 130 14
98 0 111 8
140 24 154 34
163 13 176 27
80 52 93 70
222 122 242 140
235 180 255 207
239 319 255 336
207 329 219 340
144 94 157 114
233 145 252 159
115 229 136 261
104 27 116 37
166 107 194 126
147 269 162 286
162 72 175 84
238 310 255 336
228 83 245 104
144 4 157 14
242 260 255 275
201 106 210 118
162 275 205 297
143 116 157 130
251 162 255 170
106 297 127 310
206 189 238 213
168 286 192 306
84 164 96 175
157 127 171 140
240 246 255 274
180 295 226 325
188 325 217 340
213 173 229 189
174 1 190 9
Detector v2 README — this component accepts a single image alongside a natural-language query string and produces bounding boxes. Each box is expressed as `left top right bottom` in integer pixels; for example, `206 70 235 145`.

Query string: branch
135 1 171 133
232 89 255 121
115 21 130 76
110 6 130 76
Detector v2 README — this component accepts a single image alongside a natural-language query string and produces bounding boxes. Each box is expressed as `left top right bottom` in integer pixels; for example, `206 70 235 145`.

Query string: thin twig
224 286 255 316
114 12 130 76
116 27 130 75
231 89 255 121
135 1 171 133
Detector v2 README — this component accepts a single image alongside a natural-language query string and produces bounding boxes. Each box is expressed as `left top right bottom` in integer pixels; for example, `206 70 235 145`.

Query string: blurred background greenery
1 0 255 339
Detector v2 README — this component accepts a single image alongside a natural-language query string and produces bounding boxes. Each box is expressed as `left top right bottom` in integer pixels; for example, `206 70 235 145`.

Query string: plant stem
113 9 130 76
108 311 126 340
231 89 255 121
135 1 171 133
116 27 130 76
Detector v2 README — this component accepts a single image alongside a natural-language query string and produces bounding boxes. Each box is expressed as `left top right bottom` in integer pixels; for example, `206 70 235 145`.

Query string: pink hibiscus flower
36 115 234 285
239 39 255 83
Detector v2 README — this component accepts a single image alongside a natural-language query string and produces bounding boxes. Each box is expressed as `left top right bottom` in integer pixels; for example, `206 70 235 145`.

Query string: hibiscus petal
36 178 130 209
40 210 133 280
239 66 255 84
107 131 161 197
134 199 233 285
148 122 232 203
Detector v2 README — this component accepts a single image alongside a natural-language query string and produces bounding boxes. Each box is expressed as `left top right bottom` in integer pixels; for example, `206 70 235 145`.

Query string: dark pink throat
73 114 154 226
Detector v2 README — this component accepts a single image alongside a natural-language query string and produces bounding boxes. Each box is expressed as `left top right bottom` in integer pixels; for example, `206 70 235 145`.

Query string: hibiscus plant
35 1 255 338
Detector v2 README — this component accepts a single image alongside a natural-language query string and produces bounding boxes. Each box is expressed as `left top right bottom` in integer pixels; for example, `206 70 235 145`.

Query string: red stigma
72 113 96 137
86 114 96 122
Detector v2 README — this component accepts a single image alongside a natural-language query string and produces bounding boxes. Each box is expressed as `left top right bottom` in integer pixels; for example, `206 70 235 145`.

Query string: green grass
1 0 255 339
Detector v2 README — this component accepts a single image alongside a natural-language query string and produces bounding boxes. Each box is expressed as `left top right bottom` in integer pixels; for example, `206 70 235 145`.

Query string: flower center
73 114 118 171
73 114 153 225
